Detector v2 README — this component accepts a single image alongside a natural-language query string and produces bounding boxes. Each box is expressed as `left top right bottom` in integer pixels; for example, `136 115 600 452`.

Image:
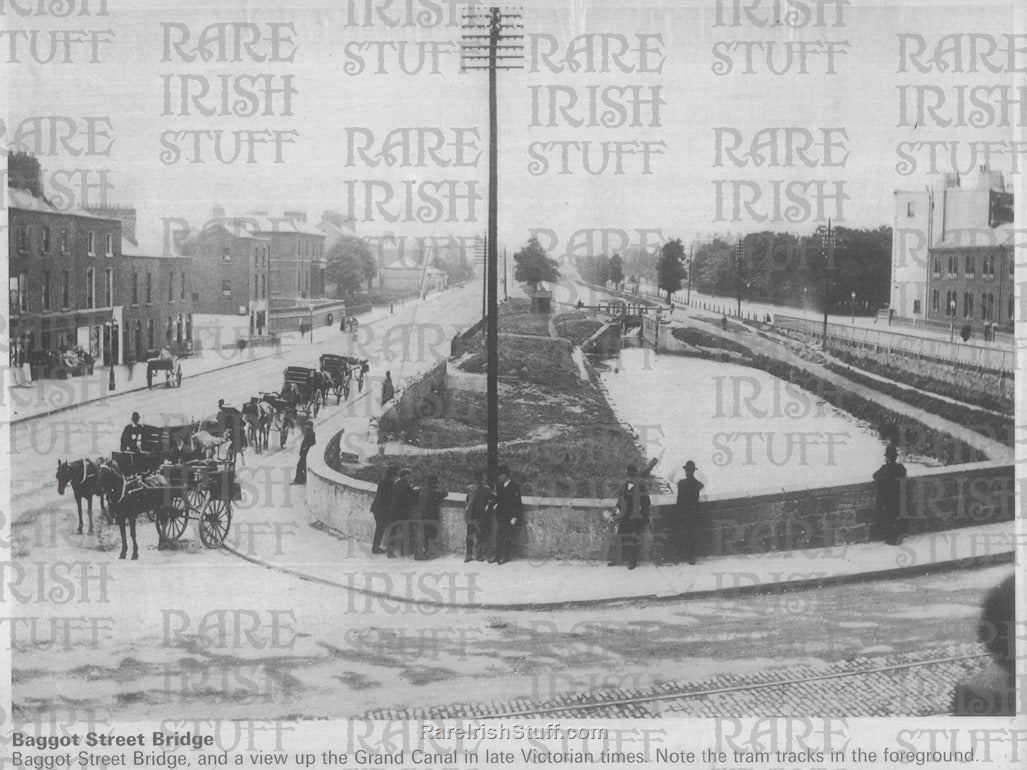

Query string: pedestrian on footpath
491 464 522 565
464 469 495 562
370 463 398 554
381 371 395 406
414 474 445 561
674 460 704 565
292 421 317 485
386 468 415 557
872 444 907 545
608 464 651 569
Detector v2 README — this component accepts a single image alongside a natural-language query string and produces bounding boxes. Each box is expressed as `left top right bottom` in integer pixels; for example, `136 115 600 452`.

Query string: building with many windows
252 211 327 307
891 165 1014 331
8 154 123 366
179 219 271 336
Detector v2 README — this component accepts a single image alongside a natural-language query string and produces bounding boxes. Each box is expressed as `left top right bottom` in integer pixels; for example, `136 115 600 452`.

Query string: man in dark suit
609 464 651 569
386 468 415 557
674 460 704 564
120 412 144 452
370 464 398 554
873 444 907 545
491 464 522 565
292 421 316 484
464 468 494 562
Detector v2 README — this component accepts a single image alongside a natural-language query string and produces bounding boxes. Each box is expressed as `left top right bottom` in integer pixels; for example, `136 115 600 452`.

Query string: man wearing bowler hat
492 464 522 565
873 444 907 545
675 460 704 564
609 463 652 569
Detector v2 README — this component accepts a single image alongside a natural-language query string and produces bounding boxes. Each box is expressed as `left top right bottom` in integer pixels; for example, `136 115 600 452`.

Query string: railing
773 314 1014 373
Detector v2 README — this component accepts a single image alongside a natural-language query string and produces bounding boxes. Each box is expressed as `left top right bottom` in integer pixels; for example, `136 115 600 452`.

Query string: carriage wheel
185 488 206 514
156 500 189 543
199 499 231 547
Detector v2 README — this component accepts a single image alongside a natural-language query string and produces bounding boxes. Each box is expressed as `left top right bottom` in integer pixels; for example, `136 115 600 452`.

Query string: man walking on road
370 464 398 554
464 469 494 562
609 464 651 569
873 444 907 545
674 460 704 565
492 464 522 565
381 371 395 406
292 421 316 485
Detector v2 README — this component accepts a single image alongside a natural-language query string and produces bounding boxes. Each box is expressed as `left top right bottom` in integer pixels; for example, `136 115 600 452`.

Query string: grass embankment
668 325 988 465
327 298 649 498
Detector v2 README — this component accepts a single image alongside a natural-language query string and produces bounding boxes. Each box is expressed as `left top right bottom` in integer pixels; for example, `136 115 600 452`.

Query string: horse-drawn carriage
318 354 368 403
195 408 247 467
152 461 240 548
252 391 309 449
146 351 183 389
283 366 321 416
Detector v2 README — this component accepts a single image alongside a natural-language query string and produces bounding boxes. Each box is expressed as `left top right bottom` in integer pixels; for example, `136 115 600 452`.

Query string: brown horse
56 459 107 534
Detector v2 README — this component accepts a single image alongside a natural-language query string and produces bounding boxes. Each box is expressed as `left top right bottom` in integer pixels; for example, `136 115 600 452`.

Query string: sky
3 0 1023 260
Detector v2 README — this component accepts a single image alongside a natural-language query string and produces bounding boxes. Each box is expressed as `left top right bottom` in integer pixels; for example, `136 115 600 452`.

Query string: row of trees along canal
576 226 892 315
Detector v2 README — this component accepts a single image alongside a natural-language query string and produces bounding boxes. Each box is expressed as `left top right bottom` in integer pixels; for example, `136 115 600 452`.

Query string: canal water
599 347 931 496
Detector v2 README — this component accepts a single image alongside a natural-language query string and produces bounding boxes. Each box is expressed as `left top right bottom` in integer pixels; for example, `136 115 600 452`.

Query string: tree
513 236 560 290
327 236 376 297
594 254 611 285
435 254 474 285
657 238 686 302
609 254 624 287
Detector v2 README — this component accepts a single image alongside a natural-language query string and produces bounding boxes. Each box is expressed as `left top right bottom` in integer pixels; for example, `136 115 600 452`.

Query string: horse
56 459 107 534
95 459 172 559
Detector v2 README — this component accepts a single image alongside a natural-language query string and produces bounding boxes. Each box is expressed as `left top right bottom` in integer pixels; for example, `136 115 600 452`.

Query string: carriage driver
121 412 145 452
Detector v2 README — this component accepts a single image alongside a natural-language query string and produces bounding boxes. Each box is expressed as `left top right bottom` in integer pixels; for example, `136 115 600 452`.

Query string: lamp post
686 243 693 305
850 291 856 324
821 219 836 351
734 238 744 317
803 286 808 315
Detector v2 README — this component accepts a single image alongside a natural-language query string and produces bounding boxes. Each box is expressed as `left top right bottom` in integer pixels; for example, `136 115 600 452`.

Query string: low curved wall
307 448 1013 561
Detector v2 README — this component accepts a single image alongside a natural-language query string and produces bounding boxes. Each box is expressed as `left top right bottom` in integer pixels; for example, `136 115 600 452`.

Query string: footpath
3 292 448 424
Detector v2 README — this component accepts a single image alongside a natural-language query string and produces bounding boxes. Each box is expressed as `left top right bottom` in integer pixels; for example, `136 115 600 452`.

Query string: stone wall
377 360 448 435
306 455 1013 562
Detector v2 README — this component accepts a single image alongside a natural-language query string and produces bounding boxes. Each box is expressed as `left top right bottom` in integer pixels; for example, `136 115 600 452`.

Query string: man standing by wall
873 444 907 545
387 468 415 557
492 464 522 565
609 464 651 570
370 464 398 554
674 460 704 565
464 469 494 562
292 421 317 485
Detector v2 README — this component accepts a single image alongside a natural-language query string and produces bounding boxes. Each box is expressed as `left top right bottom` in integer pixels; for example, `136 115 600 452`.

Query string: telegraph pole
686 243 693 305
462 6 524 488
503 247 508 301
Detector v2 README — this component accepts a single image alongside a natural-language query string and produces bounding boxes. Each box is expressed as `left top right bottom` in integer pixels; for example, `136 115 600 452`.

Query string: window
168 272 174 302
61 270 70 309
1009 294 1014 321
42 226 51 253
131 273 139 305
261 274 266 299
147 319 155 349
932 258 940 278
87 231 96 256
963 292 973 319
907 201 915 217
60 228 68 253
981 293 989 320
964 255 975 278
254 274 259 299
16 225 28 254
947 255 958 277
166 316 173 342
146 273 152 303
105 233 113 257
913 299 922 315
12 272 28 312
104 268 113 307
223 246 232 261
42 271 51 310
297 271 301 291
221 280 232 297
86 268 95 309
983 255 995 279
180 272 186 301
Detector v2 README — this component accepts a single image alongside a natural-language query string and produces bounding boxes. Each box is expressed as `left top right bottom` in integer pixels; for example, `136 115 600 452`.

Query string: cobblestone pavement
365 643 989 719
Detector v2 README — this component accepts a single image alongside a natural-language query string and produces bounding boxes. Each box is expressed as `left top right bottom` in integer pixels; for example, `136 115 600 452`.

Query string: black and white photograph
1 0 1024 768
